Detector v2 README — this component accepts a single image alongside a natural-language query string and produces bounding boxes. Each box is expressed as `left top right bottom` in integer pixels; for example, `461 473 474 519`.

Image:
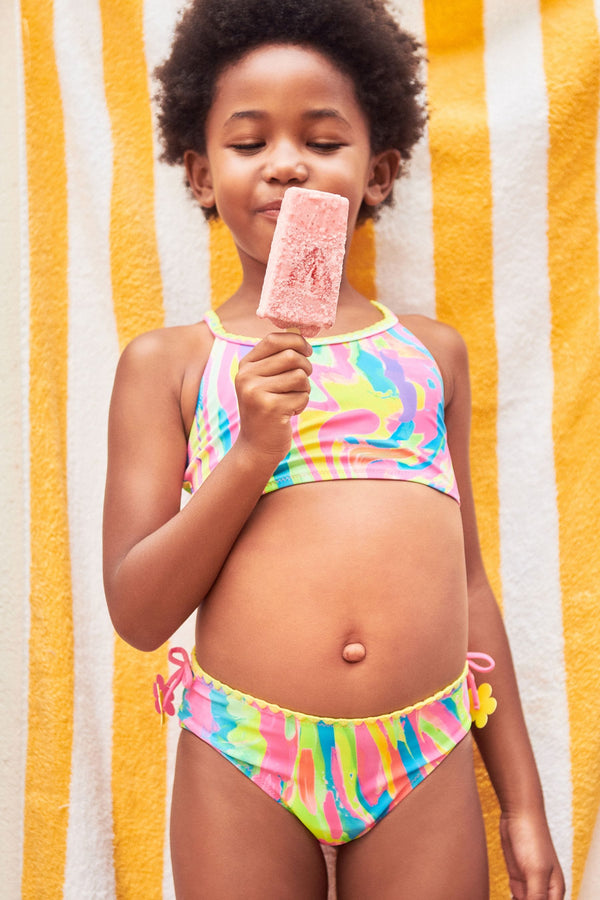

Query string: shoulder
113 320 214 429
116 320 213 392
118 320 212 375
397 314 469 405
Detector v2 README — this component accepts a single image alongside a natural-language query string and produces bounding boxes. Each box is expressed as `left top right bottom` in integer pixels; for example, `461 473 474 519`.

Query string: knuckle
234 373 250 400
281 348 299 367
263 332 284 352
238 380 263 409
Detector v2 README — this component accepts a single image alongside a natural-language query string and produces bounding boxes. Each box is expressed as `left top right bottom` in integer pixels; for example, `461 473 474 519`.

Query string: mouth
256 199 283 218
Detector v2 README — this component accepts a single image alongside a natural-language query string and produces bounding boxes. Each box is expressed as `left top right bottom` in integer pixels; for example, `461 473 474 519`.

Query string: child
103 0 565 896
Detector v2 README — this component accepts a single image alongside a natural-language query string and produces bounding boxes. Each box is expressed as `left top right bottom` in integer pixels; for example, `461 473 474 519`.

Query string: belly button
342 641 366 663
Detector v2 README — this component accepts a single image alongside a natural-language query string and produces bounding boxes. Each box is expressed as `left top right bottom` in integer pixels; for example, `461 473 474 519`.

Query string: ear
363 149 402 208
184 150 215 209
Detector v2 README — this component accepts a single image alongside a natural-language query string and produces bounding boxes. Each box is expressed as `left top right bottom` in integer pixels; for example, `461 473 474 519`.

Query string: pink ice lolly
257 187 349 337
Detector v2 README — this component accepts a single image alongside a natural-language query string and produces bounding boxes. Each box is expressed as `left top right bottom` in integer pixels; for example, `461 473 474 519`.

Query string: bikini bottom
154 648 495 845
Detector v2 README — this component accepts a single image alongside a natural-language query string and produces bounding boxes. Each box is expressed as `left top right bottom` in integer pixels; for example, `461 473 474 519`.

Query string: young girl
103 0 565 896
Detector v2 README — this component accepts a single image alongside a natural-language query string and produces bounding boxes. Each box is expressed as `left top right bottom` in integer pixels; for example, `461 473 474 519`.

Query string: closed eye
308 141 344 152
230 142 265 153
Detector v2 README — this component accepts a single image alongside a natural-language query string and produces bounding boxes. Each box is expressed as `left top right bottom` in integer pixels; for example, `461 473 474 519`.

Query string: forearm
468 576 546 814
106 439 278 651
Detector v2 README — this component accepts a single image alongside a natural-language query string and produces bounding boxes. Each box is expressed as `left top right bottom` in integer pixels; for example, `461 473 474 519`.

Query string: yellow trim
190 648 469 725
98 0 168 894
423 2 505 894
20 2 74 896
540 1 600 893
204 299 396 345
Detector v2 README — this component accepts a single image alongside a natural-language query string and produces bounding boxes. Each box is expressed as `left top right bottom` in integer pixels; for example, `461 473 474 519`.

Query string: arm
103 326 312 652
441 327 565 900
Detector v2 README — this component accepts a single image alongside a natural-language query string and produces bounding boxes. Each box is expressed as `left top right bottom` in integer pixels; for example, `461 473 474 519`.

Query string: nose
263 140 308 184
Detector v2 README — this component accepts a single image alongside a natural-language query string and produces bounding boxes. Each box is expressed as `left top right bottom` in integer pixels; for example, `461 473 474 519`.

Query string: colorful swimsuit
184 302 459 502
155 649 496 845
155 302 496 841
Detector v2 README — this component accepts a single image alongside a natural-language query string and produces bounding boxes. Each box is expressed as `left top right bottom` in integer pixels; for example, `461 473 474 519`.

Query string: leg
171 729 329 899
336 735 488 900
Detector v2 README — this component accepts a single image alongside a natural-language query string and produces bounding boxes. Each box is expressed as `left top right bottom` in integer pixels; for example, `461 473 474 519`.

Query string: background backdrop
3 0 600 897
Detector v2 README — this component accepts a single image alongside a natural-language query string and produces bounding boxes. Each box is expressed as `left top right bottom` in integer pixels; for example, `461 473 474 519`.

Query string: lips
256 198 283 217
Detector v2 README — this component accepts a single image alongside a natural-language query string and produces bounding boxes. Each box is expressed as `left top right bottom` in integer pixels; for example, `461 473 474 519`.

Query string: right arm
102 327 312 651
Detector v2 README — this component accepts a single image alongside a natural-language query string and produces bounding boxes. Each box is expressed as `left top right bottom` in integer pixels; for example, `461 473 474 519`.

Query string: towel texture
4 0 600 897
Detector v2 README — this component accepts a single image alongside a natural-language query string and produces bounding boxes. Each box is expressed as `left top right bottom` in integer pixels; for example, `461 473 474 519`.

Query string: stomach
194 479 469 718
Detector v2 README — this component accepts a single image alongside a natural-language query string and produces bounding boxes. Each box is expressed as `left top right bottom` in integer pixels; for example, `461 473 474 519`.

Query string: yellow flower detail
470 682 497 728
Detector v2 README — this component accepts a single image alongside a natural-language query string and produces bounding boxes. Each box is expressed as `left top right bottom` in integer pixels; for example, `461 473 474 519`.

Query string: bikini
155 302 496 844
183 302 460 500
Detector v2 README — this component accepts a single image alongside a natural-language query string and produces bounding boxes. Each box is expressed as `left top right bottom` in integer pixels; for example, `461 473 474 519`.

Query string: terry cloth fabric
3 1 599 898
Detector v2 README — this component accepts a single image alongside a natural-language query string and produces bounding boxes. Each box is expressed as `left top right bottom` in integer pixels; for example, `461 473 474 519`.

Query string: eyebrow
225 108 351 127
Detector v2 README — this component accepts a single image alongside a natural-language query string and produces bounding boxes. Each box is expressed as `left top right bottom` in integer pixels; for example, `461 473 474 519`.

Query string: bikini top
183 302 459 502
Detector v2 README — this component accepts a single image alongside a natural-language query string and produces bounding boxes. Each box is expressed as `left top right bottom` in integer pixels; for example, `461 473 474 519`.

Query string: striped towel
4 1 600 897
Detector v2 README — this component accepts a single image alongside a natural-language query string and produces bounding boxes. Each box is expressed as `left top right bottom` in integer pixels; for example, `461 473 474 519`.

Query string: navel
342 641 366 663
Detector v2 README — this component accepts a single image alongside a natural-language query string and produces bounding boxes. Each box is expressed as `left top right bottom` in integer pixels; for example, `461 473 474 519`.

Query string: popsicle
257 187 349 337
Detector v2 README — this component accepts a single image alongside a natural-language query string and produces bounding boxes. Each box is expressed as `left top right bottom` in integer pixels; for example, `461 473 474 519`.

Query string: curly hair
154 0 427 222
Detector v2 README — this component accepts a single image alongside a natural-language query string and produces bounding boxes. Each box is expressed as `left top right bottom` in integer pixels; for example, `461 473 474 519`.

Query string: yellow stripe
347 220 377 300
99 0 164 349
423 3 505 895
209 217 377 309
20 2 74 896
209 218 242 309
540 1 600 893
98 1 168 894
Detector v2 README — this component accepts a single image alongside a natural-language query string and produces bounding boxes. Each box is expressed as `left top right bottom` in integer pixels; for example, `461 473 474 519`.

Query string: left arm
440 325 565 900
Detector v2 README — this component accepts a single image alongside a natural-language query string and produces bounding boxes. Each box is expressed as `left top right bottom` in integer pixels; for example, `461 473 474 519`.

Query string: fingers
524 875 551 899
500 813 565 900
547 867 566 900
236 357 312 406
242 351 312 381
234 332 313 460
508 863 553 900
243 331 313 365
509 865 565 900
236 332 313 414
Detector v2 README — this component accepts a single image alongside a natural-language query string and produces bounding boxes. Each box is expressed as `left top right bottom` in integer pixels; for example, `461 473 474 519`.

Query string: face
185 44 398 272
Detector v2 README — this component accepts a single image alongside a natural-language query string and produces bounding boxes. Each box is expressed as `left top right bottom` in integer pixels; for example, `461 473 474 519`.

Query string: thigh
170 729 328 900
335 735 489 900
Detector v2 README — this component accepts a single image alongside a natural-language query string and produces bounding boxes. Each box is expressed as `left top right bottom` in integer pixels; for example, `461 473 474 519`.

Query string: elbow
104 559 177 652
117 624 168 654
110 614 169 653
106 594 171 654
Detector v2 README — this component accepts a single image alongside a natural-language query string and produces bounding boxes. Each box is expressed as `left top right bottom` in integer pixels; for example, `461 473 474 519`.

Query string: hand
235 331 313 462
500 809 565 899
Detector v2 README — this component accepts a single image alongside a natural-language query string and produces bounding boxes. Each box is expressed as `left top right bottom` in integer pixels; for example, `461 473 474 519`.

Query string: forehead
210 43 364 122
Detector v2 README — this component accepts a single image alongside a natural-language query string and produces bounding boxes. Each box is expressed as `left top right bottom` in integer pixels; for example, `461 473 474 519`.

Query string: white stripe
375 1 436 318
483 2 572 893
1 2 30 895
53 1 119 895
144 0 211 329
